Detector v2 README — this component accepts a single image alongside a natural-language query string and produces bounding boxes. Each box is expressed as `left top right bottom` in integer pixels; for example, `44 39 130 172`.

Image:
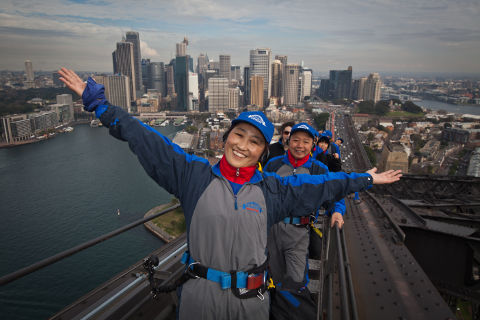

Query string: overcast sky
1 0 479 75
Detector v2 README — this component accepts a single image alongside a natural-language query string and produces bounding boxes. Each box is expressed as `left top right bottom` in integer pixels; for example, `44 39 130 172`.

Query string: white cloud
140 40 159 58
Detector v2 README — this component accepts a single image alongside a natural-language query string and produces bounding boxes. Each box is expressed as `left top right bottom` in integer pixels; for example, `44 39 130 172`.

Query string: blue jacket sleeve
311 159 346 216
96 104 213 214
263 171 372 225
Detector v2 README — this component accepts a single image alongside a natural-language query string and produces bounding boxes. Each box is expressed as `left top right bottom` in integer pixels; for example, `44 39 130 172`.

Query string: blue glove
82 77 107 112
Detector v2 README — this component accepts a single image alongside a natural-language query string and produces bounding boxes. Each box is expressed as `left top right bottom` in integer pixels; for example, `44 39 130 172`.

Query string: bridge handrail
0 203 181 286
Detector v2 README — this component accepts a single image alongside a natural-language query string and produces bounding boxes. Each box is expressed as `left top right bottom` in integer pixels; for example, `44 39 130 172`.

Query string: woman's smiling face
224 122 266 168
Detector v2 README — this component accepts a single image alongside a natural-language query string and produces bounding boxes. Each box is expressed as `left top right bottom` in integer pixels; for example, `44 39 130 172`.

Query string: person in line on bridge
58 68 402 320
334 137 343 159
264 123 346 320
315 135 342 172
265 121 295 164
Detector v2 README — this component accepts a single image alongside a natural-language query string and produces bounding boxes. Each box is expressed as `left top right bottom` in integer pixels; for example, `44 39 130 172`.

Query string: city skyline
0 0 479 74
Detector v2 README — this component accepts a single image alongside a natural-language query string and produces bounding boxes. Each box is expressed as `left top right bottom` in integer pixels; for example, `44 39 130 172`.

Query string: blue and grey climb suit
264 154 345 318
95 104 373 319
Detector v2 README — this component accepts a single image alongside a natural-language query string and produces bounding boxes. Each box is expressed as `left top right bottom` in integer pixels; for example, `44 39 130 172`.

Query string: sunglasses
283 131 291 135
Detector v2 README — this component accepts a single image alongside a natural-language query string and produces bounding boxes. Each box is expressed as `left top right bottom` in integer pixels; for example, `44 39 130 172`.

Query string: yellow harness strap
267 277 275 289
310 222 323 238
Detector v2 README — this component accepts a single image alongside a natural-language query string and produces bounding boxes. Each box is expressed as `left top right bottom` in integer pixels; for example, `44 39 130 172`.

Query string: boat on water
63 127 74 132
160 120 169 127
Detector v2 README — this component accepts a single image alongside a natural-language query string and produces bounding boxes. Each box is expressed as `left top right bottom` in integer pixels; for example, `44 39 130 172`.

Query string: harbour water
0 124 182 320
416 99 480 115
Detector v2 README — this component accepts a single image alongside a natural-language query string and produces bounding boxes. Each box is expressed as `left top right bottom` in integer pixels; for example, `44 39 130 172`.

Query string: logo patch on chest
242 202 263 213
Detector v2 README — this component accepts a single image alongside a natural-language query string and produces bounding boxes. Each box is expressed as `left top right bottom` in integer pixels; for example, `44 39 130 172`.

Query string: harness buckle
257 289 265 301
186 262 200 279
221 273 232 290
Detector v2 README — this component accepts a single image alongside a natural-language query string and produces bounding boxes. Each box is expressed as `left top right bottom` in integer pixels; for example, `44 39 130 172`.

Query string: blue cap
290 122 317 140
231 111 274 143
323 130 332 138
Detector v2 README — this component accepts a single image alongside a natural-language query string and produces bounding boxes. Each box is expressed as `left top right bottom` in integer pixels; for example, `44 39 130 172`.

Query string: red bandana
287 150 310 168
219 155 256 184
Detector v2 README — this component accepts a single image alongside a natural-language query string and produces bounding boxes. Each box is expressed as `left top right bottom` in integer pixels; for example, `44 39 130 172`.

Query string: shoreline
143 203 177 243
0 120 93 149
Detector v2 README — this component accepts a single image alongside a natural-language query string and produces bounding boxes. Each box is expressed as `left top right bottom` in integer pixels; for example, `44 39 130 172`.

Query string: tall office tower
298 75 303 103
208 78 229 112
149 62 165 96
142 58 151 91
25 60 34 81
188 72 199 111
243 66 250 106
352 77 367 100
230 66 241 83
302 68 312 99
319 79 330 98
166 64 175 97
271 60 282 99
250 48 271 105
125 31 143 97
112 51 117 73
176 43 186 57
24 60 35 88
219 55 231 82
364 73 382 102
95 75 131 112
197 54 209 74
285 64 300 106
250 75 264 108
175 56 189 111
275 55 287 100
329 66 352 99
228 87 240 111
114 41 137 101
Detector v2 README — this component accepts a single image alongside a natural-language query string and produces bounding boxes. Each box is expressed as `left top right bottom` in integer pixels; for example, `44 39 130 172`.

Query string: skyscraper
208 78 229 112
219 55 231 82
197 54 208 74
271 60 282 99
95 75 132 112
230 66 241 83
329 66 352 100
25 60 34 81
175 56 189 111
243 66 250 106
113 41 136 101
149 62 165 96
142 58 151 91
24 60 34 88
176 37 188 57
166 64 175 97
302 68 312 99
189 72 199 111
352 77 367 100
285 64 300 106
125 31 143 97
364 73 382 102
250 75 264 108
250 48 271 105
275 55 287 101
228 87 240 111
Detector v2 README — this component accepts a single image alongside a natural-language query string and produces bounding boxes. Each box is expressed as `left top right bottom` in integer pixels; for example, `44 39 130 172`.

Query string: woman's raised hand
366 167 402 184
58 68 86 97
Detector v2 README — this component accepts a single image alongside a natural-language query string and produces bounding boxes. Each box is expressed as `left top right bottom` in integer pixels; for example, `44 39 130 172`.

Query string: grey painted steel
365 191 406 242
334 225 351 320
0 204 181 286
341 227 359 320
80 242 187 320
